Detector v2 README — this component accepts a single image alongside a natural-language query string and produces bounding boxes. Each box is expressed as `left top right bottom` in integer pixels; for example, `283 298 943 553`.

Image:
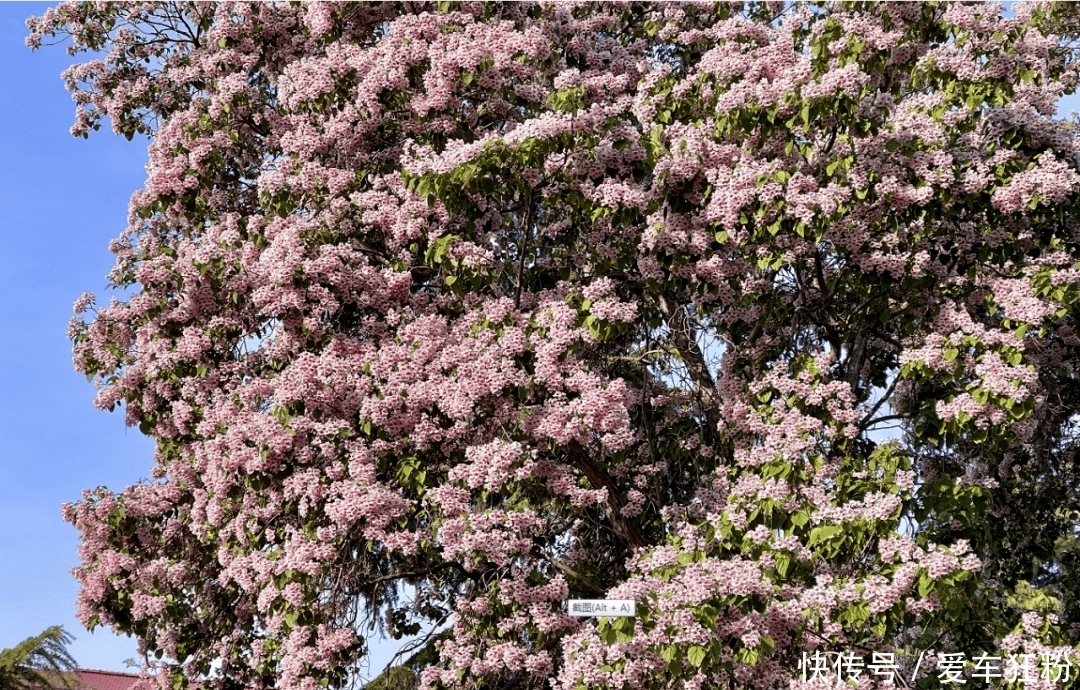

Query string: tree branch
656 292 722 435
570 452 648 550
514 188 534 309
532 547 606 597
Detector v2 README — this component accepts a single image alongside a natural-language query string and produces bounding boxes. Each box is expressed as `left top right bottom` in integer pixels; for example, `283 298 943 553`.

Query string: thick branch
844 331 868 400
532 547 606 597
656 292 722 435
570 452 648 550
514 189 534 309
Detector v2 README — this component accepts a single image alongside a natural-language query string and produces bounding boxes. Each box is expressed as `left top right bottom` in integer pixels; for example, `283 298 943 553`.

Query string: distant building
72 670 140 690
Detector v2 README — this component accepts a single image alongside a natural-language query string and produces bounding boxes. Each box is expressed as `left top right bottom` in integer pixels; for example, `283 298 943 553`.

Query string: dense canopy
29 2 1080 689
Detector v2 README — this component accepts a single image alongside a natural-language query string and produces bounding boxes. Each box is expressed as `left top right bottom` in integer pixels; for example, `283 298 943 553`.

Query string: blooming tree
30 2 1080 689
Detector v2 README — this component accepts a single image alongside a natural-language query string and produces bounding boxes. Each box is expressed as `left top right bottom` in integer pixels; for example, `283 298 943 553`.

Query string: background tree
0 627 77 690
28 2 1080 689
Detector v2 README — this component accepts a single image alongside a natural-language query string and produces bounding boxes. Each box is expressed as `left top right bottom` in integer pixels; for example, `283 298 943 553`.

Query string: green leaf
687 646 707 668
809 525 843 547
918 572 935 597
660 645 678 663
775 553 792 577
790 510 810 528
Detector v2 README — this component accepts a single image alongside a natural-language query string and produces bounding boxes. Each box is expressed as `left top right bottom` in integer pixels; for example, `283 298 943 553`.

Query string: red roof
74 669 140 690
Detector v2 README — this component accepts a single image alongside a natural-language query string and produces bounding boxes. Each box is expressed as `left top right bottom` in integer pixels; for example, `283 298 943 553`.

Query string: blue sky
0 1 153 673
3 0 1080 679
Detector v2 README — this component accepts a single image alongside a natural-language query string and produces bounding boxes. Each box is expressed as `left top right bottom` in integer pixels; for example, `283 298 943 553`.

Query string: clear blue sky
0 1 153 673
3 0 1080 678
